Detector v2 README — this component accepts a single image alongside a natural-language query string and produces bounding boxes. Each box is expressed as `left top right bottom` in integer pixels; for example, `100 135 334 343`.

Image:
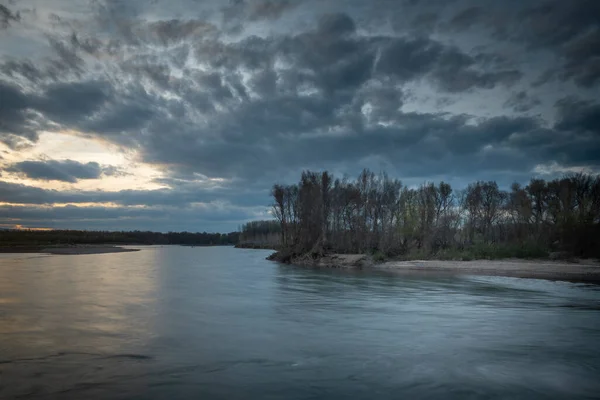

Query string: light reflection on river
0 246 599 399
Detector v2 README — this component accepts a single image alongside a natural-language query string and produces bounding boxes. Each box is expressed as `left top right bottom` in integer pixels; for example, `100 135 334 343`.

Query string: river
1 246 599 399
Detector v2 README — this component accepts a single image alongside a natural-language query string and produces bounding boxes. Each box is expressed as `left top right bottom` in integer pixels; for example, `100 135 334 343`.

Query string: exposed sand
376 259 600 283
273 251 600 283
0 245 140 255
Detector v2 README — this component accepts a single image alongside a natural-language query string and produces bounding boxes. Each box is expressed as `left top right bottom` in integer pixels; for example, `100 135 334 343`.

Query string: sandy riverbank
376 259 600 283
0 245 140 255
269 252 600 283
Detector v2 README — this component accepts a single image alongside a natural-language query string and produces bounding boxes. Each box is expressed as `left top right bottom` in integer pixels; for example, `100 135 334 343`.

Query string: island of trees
252 170 600 263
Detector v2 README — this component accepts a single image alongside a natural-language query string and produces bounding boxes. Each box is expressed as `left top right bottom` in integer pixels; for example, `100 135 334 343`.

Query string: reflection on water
0 250 158 357
0 246 599 399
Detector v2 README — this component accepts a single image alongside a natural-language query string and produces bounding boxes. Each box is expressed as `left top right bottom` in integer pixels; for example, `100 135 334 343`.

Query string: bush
399 242 550 261
463 242 548 260
373 251 387 262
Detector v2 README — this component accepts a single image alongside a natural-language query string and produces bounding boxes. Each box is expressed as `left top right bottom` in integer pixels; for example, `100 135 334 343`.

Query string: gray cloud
0 180 269 208
504 91 542 113
0 79 112 147
375 35 521 92
447 6 481 31
0 203 263 231
36 80 111 124
0 81 40 147
554 97 600 134
394 1 600 89
4 159 119 183
559 29 600 87
1 60 45 83
248 0 298 21
0 4 20 29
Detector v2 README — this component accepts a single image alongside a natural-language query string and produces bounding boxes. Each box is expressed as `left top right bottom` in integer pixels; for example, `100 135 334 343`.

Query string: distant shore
267 252 600 283
0 245 140 255
235 243 278 250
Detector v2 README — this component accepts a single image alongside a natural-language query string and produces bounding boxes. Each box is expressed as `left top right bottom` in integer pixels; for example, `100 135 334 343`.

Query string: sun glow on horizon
0 131 167 191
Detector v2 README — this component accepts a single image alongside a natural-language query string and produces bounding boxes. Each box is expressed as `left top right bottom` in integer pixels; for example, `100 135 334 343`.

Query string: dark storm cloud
0 60 45 83
0 79 112 147
249 0 298 20
554 98 600 134
47 37 85 75
146 19 218 45
0 180 268 208
375 35 521 92
0 203 261 231
69 33 103 55
5 159 120 183
221 0 299 34
504 91 542 113
504 1 600 49
0 203 255 222
559 29 600 87
0 81 40 147
439 0 600 88
0 4 20 29
80 82 168 137
447 6 481 31
36 80 112 124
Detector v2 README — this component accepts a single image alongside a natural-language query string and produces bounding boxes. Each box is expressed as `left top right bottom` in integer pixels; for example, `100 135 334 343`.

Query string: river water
1 246 599 399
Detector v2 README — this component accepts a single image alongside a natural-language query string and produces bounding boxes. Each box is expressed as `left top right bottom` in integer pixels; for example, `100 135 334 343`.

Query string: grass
396 242 549 262
274 242 551 264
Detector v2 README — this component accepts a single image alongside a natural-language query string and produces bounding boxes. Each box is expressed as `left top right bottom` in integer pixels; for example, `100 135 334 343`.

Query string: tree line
0 229 240 247
269 170 600 260
237 220 281 248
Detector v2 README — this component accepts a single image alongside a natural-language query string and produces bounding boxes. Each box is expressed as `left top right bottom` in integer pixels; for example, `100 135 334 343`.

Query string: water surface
1 246 599 399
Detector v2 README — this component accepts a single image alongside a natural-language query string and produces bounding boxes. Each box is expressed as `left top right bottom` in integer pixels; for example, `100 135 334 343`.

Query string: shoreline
0 245 140 255
235 243 278 250
268 252 600 283
376 259 600 283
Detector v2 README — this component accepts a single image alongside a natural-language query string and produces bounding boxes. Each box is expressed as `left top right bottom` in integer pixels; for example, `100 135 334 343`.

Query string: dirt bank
268 251 600 283
376 259 600 283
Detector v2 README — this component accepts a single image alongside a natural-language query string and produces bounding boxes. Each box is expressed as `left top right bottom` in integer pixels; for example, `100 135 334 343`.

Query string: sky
0 0 599 232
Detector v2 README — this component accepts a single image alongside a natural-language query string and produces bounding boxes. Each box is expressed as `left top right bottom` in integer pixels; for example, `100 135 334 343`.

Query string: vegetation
237 220 281 249
269 170 600 261
0 229 239 247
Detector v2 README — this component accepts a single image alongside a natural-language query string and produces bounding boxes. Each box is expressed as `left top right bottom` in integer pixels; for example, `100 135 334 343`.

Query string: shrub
373 251 387 262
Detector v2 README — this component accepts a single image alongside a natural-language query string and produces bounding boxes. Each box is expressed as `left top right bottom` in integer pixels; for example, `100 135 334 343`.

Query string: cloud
0 203 265 232
504 91 541 113
0 4 20 29
447 6 482 31
249 0 299 21
4 159 120 183
375 36 521 92
559 29 600 87
0 81 40 148
554 97 600 134
398 1 600 89
0 79 113 147
0 180 268 208
36 80 112 124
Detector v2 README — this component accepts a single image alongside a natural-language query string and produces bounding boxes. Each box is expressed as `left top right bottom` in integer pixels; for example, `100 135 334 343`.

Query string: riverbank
267 252 600 283
235 243 278 250
0 245 140 255
378 259 600 283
